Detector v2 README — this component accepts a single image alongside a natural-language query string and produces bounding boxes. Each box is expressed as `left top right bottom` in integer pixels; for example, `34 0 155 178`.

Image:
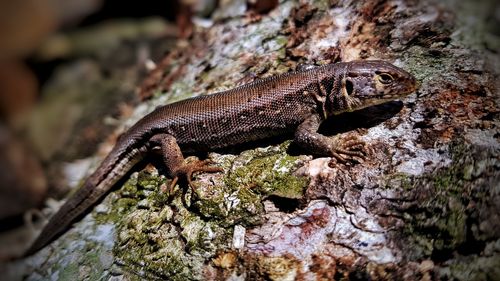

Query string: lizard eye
377 73 394 84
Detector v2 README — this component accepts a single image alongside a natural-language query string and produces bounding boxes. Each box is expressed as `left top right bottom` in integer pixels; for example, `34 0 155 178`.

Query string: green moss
115 210 221 280
310 0 332 11
442 254 500 281
82 250 108 280
276 47 287 61
446 0 500 51
100 168 221 279
118 239 197 280
402 45 453 83
166 80 196 103
384 173 413 190
396 141 485 260
57 263 79 281
274 36 288 48
118 246 195 280
137 171 161 190
191 142 307 227
225 142 308 199
96 140 307 279
51 244 111 280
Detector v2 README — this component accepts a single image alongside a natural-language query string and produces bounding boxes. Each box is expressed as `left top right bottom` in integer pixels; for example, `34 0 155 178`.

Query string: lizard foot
169 159 223 195
329 135 367 165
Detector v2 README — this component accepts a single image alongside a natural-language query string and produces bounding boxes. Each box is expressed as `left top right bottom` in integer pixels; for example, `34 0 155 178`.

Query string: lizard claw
170 159 223 195
167 176 179 195
329 135 367 165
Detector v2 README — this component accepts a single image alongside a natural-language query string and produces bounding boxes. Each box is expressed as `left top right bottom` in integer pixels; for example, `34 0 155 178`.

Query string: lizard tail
23 147 144 257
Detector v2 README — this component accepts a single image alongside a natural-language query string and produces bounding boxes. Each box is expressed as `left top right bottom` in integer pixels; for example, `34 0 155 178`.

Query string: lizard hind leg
149 134 222 195
172 159 223 194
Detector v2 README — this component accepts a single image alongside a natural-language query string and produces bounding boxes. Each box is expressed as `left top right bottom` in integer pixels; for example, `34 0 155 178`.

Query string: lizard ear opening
345 79 354 95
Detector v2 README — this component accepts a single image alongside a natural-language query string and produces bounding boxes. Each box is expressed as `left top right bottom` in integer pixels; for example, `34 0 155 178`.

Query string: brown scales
24 60 417 257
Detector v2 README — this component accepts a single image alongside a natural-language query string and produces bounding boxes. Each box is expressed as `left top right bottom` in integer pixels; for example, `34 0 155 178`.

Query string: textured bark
3 0 499 280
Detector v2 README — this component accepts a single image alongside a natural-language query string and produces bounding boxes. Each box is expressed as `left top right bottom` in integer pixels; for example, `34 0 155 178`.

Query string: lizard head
325 60 417 115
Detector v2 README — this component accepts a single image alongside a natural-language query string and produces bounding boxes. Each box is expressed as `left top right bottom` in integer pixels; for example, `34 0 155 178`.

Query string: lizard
23 60 417 257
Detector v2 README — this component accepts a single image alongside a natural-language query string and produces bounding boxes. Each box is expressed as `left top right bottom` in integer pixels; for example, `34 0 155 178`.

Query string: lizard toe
329 134 368 164
173 159 223 194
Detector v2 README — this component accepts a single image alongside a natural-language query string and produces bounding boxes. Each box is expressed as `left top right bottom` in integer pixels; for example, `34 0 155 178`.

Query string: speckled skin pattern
24 60 417 256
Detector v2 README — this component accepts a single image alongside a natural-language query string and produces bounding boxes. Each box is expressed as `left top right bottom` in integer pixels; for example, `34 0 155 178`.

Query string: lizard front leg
149 134 222 193
294 114 366 163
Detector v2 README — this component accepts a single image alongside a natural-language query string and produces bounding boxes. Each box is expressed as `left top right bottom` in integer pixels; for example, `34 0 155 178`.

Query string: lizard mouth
361 94 397 101
358 93 408 108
